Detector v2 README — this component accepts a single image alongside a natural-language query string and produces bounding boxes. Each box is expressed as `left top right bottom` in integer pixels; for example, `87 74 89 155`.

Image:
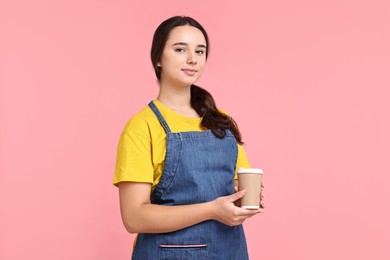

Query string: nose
187 52 197 65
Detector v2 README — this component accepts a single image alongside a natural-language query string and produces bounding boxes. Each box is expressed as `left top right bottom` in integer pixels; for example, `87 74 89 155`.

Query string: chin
178 79 197 87
185 77 200 85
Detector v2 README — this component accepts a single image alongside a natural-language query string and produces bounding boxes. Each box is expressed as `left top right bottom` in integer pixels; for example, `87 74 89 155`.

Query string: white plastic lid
237 167 263 174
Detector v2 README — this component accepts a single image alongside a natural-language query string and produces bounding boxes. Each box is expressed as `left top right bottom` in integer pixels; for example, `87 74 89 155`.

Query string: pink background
1 0 389 259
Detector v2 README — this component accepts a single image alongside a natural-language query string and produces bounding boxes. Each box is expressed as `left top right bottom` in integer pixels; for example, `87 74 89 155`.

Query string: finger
237 208 262 216
247 209 263 216
227 190 246 202
234 186 238 192
260 201 265 209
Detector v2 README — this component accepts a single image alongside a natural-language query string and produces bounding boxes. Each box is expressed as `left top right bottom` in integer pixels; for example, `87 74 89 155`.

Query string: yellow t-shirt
113 99 251 189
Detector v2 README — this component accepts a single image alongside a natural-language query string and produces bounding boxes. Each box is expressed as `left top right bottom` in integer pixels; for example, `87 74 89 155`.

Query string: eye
196 50 205 55
175 48 185 53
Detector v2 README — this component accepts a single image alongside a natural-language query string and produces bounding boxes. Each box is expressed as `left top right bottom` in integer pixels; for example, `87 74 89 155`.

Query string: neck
157 81 200 118
157 81 192 109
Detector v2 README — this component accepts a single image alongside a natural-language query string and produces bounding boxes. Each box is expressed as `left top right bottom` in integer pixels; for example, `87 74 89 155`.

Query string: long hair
151 16 243 144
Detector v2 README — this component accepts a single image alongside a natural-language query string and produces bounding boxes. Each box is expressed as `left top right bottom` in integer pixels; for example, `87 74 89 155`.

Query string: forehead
166 25 207 46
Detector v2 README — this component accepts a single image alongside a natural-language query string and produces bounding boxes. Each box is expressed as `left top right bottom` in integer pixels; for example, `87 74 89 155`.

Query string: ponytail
190 85 243 144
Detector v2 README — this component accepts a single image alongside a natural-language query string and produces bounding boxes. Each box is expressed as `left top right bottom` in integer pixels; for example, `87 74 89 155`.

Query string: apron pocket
159 244 208 260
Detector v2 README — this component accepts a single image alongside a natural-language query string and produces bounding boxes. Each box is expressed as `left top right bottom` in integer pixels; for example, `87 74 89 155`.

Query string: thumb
227 190 246 202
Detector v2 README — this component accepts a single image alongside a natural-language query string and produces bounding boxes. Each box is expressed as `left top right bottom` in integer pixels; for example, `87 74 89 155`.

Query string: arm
118 181 260 234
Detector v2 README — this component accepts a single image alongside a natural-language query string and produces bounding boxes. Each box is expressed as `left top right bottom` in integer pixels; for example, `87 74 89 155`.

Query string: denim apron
132 101 249 260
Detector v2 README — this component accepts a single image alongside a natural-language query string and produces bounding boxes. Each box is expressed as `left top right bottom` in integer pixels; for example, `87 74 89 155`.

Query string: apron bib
132 101 249 260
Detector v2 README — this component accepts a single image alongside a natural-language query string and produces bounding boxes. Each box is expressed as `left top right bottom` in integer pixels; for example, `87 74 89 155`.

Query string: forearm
119 182 257 234
123 201 214 234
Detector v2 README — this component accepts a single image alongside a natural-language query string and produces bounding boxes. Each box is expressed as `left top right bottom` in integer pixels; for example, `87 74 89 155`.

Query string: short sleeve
113 130 154 187
234 144 252 179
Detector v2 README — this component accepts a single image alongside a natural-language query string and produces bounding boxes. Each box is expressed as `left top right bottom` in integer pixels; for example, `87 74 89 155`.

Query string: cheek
159 51 172 67
198 60 207 71
163 61 178 74
161 55 180 69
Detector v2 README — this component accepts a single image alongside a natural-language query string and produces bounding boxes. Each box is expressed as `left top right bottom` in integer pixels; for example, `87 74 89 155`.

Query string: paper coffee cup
237 167 263 209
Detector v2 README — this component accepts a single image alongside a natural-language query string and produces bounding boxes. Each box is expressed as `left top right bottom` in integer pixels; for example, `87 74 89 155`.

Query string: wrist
204 200 216 221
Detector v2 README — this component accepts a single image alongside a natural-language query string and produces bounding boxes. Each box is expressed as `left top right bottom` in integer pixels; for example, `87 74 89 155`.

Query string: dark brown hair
151 16 243 144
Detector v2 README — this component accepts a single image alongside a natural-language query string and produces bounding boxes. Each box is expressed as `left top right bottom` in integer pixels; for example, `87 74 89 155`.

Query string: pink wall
1 0 389 259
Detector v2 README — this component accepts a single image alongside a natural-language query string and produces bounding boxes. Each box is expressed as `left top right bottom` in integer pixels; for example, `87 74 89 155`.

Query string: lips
181 69 198 76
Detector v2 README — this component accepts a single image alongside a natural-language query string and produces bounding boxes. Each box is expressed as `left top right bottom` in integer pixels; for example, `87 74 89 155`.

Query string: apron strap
148 101 172 134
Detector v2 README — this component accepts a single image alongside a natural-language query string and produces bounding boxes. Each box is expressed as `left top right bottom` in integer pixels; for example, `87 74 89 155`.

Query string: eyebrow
172 42 207 49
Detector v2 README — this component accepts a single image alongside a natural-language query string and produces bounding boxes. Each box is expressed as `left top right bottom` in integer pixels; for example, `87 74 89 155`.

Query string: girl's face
158 25 207 87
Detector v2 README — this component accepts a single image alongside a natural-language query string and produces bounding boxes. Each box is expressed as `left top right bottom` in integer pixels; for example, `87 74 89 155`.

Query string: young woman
113 16 264 259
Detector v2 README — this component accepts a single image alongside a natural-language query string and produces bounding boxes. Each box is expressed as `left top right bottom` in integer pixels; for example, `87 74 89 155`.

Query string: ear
157 62 161 67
